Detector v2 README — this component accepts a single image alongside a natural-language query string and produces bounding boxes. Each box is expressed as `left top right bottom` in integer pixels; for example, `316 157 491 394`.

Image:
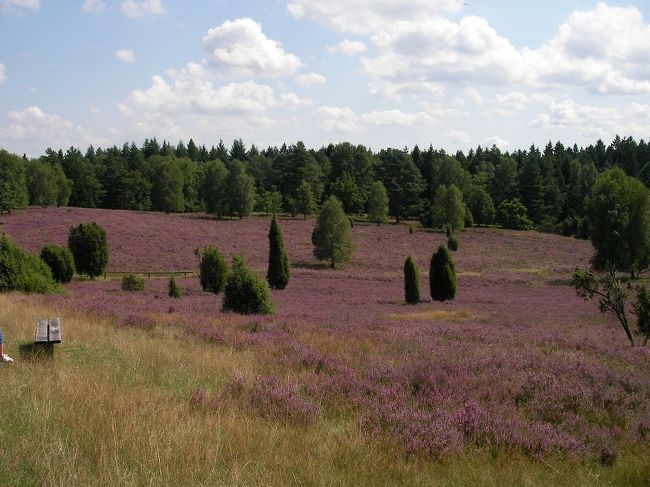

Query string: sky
0 0 649 157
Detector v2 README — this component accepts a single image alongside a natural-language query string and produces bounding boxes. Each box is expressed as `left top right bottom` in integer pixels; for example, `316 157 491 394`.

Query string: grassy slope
1 293 649 486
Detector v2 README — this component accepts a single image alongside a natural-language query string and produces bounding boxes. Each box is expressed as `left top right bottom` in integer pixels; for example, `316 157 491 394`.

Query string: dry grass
1 293 650 486
389 309 474 322
509 267 548 276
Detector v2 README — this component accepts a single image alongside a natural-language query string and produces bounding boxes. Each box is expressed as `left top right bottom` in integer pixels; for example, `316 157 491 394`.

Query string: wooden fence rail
103 270 196 280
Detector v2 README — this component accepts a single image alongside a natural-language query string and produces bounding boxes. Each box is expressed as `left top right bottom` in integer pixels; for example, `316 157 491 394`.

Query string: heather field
1 206 650 486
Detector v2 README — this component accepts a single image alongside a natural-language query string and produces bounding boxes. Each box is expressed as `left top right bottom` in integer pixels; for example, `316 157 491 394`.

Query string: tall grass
1 293 649 486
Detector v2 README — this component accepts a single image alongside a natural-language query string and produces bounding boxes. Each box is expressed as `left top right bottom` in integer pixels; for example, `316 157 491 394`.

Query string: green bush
40 243 75 283
267 216 290 290
68 223 109 279
497 198 534 230
447 234 459 252
0 234 60 294
404 256 420 304
168 274 181 298
122 273 144 292
198 246 228 294
223 255 275 315
430 245 456 301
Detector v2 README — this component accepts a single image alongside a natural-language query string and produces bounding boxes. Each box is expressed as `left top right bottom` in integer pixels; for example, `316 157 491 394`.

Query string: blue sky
1 0 649 156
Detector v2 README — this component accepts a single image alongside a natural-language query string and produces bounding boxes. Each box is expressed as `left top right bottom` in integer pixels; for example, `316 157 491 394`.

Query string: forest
1 135 649 238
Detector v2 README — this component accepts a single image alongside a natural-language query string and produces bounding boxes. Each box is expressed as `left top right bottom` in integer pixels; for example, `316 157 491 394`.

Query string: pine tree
267 216 290 289
404 256 420 304
430 245 456 301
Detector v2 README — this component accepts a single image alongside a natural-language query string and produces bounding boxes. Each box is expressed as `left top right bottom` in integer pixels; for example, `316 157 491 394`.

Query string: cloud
328 39 367 56
318 106 437 134
484 136 511 150
295 72 326 86
81 0 106 13
294 2 650 98
361 16 523 98
529 98 650 141
287 0 463 34
202 18 301 78
369 80 444 101
118 61 312 142
121 0 164 18
530 99 620 138
1 0 39 13
522 3 650 94
120 63 278 116
280 92 313 108
447 130 470 145
0 64 5 83
0 106 108 155
115 48 135 63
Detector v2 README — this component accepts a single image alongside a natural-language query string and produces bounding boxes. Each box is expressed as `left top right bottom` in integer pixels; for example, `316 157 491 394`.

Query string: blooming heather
4 207 650 460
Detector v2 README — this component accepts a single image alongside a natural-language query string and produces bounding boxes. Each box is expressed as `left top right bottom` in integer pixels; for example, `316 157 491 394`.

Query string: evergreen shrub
404 256 420 304
168 274 181 298
223 255 275 315
430 245 456 301
40 243 75 283
68 223 109 279
122 273 144 291
0 234 60 294
447 234 459 252
267 216 290 290
198 245 228 294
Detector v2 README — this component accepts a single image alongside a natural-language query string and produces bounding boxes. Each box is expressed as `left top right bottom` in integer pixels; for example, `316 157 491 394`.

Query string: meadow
1 206 649 486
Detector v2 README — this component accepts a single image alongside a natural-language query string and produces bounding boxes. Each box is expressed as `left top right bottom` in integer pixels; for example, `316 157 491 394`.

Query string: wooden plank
35 319 49 343
48 318 62 343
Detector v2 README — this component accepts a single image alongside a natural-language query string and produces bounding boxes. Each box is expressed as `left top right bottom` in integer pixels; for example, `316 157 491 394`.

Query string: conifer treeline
1 135 649 236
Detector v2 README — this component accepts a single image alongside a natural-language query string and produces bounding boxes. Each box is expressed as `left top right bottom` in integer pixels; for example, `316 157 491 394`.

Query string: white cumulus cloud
81 0 106 13
328 39 367 56
0 64 5 83
1 0 39 13
294 2 650 99
0 106 108 156
523 3 650 94
287 0 463 34
529 98 650 141
121 0 164 18
447 130 470 145
362 16 523 97
484 136 511 150
115 48 135 63
295 72 326 86
318 106 437 134
118 61 311 142
280 92 313 108
202 18 301 78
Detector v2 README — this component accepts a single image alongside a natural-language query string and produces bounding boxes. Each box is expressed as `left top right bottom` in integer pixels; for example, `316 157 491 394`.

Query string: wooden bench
34 318 62 357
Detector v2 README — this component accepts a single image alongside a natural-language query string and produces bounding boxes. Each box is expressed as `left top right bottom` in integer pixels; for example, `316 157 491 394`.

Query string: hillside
1 207 649 485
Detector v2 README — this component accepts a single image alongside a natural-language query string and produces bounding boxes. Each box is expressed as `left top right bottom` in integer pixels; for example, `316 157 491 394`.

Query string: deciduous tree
311 196 354 269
